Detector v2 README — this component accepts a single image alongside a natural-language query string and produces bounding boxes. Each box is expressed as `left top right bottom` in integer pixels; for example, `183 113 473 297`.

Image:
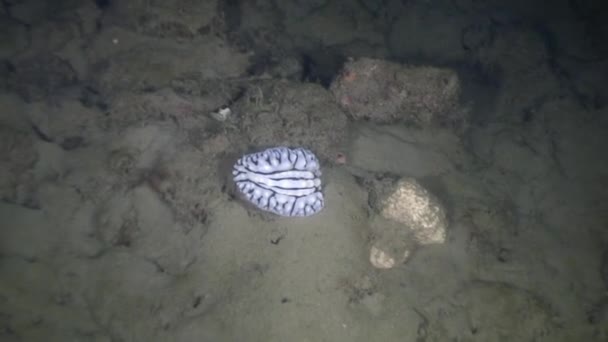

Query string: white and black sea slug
232 147 324 217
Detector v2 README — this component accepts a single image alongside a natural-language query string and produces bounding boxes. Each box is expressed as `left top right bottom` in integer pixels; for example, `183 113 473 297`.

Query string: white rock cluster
369 177 448 269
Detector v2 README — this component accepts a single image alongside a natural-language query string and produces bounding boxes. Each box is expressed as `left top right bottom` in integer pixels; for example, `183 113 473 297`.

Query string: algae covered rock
330 58 467 130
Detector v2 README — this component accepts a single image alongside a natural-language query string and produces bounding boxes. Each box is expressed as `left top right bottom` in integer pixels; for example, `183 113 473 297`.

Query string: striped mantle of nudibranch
232 147 324 217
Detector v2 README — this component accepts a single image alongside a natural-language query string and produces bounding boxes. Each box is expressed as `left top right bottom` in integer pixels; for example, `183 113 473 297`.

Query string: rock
365 176 448 269
387 2 470 63
283 1 384 48
369 216 417 269
8 54 79 101
378 177 448 245
23 100 100 146
477 27 549 75
235 80 349 162
0 125 38 207
369 245 395 269
275 0 329 19
602 249 608 289
89 38 250 96
330 58 467 130
8 0 50 25
462 20 494 52
0 16 29 58
102 0 217 40
246 55 303 81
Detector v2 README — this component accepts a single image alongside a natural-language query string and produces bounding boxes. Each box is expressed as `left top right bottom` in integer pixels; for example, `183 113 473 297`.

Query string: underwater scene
1 0 608 341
